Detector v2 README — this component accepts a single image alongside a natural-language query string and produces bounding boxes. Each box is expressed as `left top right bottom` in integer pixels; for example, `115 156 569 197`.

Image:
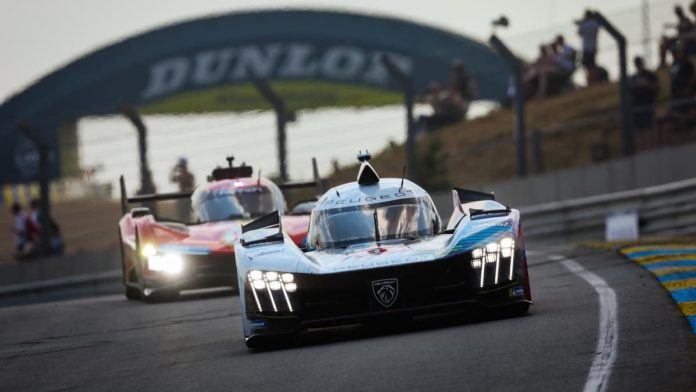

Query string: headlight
247 270 297 313
142 243 157 258
470 237 516 288
147 253 184 274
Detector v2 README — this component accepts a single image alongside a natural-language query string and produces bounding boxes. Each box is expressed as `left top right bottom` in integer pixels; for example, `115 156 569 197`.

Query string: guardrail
520 177 696 242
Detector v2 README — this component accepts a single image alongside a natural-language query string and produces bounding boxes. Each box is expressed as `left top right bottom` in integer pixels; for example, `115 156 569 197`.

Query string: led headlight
469 237 516 288
147 253 183 274
247 270 297 313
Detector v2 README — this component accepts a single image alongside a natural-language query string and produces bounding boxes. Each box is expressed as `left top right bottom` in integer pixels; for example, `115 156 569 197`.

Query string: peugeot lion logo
372 279 399 308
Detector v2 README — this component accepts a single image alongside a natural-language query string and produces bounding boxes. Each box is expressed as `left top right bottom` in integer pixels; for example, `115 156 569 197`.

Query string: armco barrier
0 249 121 296
519 177 696 243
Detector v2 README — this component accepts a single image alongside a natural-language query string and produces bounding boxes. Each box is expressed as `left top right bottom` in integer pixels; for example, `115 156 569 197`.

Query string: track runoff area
0 247 694 391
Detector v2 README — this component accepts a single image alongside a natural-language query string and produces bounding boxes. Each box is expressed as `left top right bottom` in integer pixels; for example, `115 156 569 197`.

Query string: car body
118 161 316 302
234 154 532 348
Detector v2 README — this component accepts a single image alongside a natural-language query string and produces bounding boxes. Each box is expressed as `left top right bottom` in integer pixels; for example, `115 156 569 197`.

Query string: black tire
499 302 530 318
119 228 143 301
245 334 293 349
143 289 180 303
125 285 142 300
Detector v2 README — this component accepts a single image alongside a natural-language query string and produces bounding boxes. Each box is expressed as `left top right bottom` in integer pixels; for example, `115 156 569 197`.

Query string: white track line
552 254 618 392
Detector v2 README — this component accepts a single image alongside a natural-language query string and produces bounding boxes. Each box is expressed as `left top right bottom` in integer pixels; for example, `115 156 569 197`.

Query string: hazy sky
0 0 652 103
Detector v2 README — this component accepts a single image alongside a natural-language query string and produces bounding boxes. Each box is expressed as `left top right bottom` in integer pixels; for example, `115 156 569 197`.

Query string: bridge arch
0 9 509 183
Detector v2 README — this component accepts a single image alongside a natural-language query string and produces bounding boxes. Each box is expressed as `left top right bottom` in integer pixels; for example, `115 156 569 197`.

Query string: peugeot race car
234 153 532 348
118 158 318 302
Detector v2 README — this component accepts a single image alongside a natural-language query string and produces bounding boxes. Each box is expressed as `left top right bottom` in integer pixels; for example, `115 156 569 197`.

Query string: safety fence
520 176 696 243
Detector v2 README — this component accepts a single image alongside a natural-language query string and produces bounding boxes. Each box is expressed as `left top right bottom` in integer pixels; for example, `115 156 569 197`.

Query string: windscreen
309 197 440 250
193 186 276 222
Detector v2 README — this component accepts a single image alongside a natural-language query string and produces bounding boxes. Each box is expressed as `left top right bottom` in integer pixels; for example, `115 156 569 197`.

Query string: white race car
234 152 532 348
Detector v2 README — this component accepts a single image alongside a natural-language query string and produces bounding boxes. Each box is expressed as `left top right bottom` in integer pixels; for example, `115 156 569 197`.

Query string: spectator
576 10 600 84
170 157 195 192
526 44 557 98
418 83 465 133
659 6 695 67
553 35 577 75
27 199 42 245
449 61 476 117
10 203 29 256
657 47 696 142
670 47 696 114
28 198 64 256
629 56 659 130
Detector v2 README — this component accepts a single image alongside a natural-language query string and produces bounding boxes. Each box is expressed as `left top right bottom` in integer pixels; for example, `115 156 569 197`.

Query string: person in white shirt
554 35 577 74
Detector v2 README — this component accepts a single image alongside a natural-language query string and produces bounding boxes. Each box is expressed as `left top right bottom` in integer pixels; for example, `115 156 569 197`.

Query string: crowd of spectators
417 61 476 133
10 198 64 260
630 2 696 145
519 10 610 100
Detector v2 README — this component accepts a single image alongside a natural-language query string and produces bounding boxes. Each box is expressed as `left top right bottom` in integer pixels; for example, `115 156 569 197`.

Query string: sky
0 0 656 104
0 0 686 191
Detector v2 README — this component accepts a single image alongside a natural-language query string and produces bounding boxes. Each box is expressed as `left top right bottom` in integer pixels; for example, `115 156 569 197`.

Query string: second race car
118 157 318 302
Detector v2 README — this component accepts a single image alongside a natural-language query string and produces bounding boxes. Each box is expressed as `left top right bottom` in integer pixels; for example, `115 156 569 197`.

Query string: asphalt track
1 247 695 391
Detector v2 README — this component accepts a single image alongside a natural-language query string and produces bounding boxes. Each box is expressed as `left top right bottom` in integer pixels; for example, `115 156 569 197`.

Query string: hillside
330 71 675 189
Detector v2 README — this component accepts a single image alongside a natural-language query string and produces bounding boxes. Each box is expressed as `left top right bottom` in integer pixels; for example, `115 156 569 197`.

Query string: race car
118 158 318 302
234 152 532 348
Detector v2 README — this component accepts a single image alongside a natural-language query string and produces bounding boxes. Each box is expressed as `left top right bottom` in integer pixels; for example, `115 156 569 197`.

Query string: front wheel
498 302 530 318
143 289 180 303
245 334 294 349
125 285 142 301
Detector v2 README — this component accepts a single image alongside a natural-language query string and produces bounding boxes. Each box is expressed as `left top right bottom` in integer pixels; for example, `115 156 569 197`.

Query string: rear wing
277 157 325 196
240 210 284 246
119 175 192 216
446 187 498 231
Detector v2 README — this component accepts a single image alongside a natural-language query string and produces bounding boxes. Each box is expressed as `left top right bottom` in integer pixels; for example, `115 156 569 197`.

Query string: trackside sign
142 43 413 99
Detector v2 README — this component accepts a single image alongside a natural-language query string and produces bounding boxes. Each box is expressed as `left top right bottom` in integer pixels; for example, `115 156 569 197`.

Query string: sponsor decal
372 278 399 308
248 247 285 260
251 319 268 329
367 247 387 255
141 43 413 100
321 190 415 206
510 285 525 297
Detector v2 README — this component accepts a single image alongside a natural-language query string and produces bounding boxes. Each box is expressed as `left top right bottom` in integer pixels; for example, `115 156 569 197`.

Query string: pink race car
118 159 317 302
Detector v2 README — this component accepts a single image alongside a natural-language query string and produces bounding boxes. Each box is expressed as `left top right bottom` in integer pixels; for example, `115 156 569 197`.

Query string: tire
499 302 530 318
245 334 293 349
125 285 142 300
143 289 179 303
119 228 143 301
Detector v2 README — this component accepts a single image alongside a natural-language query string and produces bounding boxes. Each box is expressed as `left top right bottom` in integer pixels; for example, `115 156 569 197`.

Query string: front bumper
244 251 530 337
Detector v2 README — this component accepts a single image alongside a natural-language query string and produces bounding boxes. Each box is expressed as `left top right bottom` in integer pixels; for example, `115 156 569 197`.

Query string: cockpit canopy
308 196 441 250
191 180 285 222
